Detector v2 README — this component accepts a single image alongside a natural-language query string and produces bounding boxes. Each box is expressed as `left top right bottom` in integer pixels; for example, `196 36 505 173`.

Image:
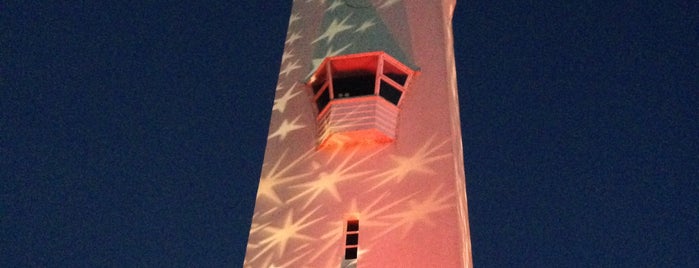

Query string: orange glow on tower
309 51 416 149
245 1 472 267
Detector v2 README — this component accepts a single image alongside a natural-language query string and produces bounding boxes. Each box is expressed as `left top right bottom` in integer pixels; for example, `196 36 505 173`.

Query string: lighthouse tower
244 1 472 267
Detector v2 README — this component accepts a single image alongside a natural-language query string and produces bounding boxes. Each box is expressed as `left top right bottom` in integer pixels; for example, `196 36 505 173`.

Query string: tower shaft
245 1 471 267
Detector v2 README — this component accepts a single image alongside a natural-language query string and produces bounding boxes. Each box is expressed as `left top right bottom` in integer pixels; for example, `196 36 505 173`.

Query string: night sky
3 1 697 267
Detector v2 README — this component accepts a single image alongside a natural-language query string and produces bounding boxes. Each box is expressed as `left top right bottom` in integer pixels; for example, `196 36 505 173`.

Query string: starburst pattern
326 0 343 12
379 0 401 9
273 83 301 114
307 218 346 263
378 184 455 238
281 49 295 64
366 135 451 190
347 193 416 228
355 19 376 32
257 148 313 204
250 208 325 262
268 115 306 141
248 220 272 238
311 43 352 72
289 153 370 208
279 59 302 77
288 147 383 209
246 1 471 266
285 31 302 46
288 13 302 26
275 83 284 92
312 14 354 44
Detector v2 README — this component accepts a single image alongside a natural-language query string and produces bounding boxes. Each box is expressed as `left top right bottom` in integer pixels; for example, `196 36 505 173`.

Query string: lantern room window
310 52 413 113
308 51 416 148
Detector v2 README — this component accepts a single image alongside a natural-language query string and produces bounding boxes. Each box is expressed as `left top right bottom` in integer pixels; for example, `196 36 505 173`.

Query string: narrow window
379 80 403 105
316 86 331 112
344 218 359 260
382 59 409 86
333 73 376 98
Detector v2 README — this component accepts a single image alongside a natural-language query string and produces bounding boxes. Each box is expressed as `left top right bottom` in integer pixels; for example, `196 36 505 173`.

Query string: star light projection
355 19 376 32
285 31 302 46
256 148 314 205
367 136 451 190
279 59 302 77
313 14 355 44
311 43 352 73
267 115 306 141
248 208 324 263
246 1 471 267
273 83 301 113
248 141 453 267
377 184 456 238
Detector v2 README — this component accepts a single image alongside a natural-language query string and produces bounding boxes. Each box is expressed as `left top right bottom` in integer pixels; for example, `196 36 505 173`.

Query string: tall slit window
344 218 359 260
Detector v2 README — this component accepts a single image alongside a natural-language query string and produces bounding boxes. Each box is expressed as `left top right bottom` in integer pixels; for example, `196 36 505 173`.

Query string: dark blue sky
3 1 697 267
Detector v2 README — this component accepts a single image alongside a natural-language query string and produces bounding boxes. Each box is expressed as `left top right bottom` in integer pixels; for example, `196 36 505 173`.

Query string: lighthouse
244 1 472 267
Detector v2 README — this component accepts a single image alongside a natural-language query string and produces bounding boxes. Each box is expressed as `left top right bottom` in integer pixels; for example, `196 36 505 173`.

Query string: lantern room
308 51 416 148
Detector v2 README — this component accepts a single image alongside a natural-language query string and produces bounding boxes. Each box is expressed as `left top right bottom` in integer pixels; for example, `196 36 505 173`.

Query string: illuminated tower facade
244 1 472 267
